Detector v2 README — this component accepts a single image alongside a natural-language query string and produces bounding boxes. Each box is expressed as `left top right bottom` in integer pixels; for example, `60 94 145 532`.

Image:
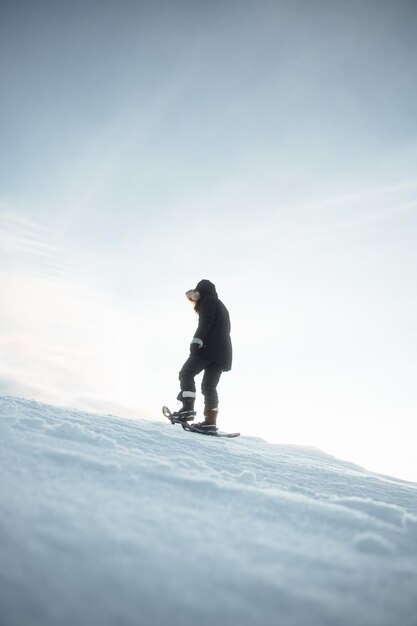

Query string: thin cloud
0 207 55 255
0 204 84 281
297 180 417 214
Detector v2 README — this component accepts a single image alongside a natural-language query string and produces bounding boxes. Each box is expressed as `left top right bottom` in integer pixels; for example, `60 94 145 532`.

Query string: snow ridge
1 396 416 626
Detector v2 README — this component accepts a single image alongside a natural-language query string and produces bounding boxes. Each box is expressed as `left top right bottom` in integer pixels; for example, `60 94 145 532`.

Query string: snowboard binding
162 406 195 424
162 406 240 438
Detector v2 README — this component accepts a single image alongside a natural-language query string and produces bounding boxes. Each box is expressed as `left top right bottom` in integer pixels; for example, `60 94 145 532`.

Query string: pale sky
1 0 417 481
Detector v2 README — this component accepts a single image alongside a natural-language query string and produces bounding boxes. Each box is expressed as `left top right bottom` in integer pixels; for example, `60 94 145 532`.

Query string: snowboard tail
162 406 240 438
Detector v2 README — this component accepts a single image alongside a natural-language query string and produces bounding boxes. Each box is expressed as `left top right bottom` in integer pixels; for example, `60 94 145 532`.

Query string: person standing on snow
174 279 232 432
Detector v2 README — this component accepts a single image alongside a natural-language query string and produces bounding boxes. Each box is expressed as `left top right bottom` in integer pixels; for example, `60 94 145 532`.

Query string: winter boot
173 391 196 421
194 407 218 432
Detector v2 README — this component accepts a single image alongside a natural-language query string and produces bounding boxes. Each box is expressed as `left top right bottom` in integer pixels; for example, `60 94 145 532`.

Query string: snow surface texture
1 396 417 626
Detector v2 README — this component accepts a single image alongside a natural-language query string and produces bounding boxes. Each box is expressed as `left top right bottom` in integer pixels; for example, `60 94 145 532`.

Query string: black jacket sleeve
193 297 217 342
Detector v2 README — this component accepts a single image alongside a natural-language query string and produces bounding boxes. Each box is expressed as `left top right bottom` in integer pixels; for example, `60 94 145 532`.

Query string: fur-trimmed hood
194 279 218 298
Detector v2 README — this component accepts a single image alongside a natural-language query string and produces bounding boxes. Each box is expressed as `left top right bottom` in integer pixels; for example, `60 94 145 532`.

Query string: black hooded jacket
192 280 232 371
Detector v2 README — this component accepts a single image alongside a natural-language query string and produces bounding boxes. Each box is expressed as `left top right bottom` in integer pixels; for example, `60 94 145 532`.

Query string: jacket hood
194 279 218 298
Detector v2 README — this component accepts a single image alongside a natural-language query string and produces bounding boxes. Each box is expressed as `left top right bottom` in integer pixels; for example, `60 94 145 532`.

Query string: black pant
179 356 223 410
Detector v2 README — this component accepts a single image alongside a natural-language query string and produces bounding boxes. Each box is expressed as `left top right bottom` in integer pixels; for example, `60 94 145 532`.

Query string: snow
1 396 416 626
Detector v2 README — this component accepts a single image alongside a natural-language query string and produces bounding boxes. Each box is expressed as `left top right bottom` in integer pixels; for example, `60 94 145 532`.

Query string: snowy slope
1 396 416 626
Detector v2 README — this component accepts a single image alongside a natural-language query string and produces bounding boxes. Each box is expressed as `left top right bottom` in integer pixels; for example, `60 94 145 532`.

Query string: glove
190 338 203 355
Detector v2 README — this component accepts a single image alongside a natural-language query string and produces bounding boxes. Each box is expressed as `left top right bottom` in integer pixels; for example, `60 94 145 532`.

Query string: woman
175 279 232 432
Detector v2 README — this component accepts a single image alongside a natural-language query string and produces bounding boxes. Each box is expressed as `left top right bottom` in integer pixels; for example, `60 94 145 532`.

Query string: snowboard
162 406 240 438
